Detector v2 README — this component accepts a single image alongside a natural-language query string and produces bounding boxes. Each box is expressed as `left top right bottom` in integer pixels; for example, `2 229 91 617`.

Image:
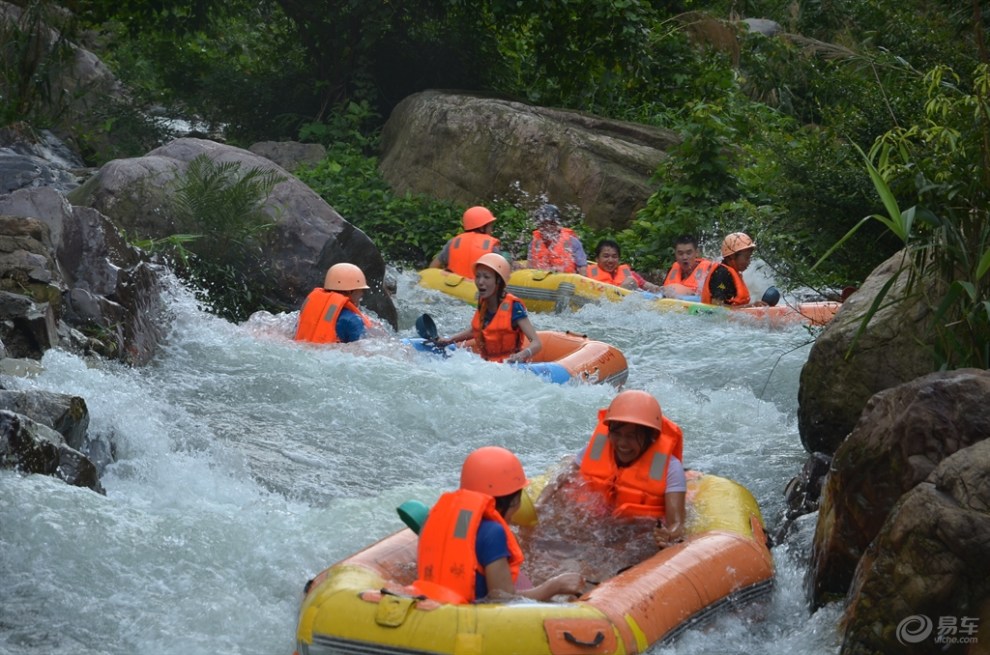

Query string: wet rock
774 451 831 543
798 250 938 454
0 409 103 493
806 369 990 608
840 439 990 654
0 188 168 364
0 389 89 450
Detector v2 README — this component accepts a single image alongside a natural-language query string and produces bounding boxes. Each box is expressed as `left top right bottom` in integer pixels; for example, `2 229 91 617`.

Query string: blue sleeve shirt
474 519 511 600
335 308 366 343
567 236 588 268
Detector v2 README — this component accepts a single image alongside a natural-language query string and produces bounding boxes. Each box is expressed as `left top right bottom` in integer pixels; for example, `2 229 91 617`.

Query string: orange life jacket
447 232 500 279
701 262 751 306
578 409 684 519
293 288 373 343
529 228 579 273
414 488 524 604
470 293 524 362
586 263 633 287
663 259 715 293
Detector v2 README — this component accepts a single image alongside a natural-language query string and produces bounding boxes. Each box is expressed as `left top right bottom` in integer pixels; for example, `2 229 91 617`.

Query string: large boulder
0 187 167 363
797 251 937 454
379 90 680 230
839 438 990 654
806 369 990 608
69 138 397 328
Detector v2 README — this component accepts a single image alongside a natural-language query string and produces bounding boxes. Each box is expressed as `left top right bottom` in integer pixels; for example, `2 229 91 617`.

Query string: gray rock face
0 409 103 493
379 90 680 230
70 137 397 328
806 369 990 608
249 141 327 172
0 188 167 364
840 438 990 654
798 251 937 454
0 389 88 450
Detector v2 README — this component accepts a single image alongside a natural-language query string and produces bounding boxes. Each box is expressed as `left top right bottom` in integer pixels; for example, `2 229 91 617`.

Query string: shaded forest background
3 0 988 313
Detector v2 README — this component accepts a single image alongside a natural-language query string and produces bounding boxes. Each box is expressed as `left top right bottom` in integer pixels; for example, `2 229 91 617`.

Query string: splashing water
0 270 842 655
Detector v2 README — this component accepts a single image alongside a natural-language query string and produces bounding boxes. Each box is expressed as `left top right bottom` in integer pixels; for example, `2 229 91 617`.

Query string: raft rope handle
380 587 428 601
563 631 605 648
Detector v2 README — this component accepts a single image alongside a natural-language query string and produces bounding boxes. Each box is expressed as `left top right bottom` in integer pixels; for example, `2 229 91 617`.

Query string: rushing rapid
0 268 842 655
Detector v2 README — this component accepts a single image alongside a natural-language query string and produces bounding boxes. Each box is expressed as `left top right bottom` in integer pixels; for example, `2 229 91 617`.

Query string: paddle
414 313 448 357
761 286 781 307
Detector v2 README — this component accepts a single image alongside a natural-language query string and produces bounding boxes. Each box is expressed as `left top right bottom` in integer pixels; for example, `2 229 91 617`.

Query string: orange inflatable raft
294 471 774 655
409 330 629 387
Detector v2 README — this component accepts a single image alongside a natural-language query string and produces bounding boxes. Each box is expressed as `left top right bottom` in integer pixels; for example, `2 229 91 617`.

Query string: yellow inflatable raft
418 268 840 326
294 472 774 655
418 267 629 313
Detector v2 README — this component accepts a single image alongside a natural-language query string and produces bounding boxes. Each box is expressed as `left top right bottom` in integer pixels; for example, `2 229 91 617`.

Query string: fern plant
158 154 285 321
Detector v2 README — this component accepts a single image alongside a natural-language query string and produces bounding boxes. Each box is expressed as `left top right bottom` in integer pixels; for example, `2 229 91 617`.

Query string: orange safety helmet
604 389 663 434
460 446 528 497
721 232 756 258
462 206 496 231
323 263 370 291
474 252 511 284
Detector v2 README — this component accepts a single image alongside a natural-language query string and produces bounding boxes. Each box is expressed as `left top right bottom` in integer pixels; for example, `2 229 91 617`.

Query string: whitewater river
0 268 843 655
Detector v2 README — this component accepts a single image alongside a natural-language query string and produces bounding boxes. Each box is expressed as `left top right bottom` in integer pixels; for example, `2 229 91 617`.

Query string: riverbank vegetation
3 0 987 362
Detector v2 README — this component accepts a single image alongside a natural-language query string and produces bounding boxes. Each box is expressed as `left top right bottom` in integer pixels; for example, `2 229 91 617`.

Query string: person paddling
435 253 541 364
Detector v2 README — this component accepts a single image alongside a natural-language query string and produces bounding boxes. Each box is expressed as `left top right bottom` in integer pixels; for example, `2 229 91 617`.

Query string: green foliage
814 64 990 369
0 1 76 126
616 100 747 273
295 142 462 269
157 155 286 321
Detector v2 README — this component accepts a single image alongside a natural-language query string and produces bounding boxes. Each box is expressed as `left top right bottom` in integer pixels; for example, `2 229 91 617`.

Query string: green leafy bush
138 154 285 321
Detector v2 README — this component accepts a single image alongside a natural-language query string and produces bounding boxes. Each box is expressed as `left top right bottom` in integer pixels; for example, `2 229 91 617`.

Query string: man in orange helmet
662 234 714 299
429 206 504 278
701 232 766 307
414 446 584 603
294 262 375 344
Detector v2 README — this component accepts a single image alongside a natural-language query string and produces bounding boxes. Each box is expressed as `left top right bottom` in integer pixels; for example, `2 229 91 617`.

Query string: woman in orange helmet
294 262 376 344
429 206 502 279
701 232 767 308
414 446 584 603
434 253 542 364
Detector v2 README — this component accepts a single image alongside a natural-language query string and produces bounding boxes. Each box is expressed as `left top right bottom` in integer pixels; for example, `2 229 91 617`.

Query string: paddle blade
415 314 439 340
